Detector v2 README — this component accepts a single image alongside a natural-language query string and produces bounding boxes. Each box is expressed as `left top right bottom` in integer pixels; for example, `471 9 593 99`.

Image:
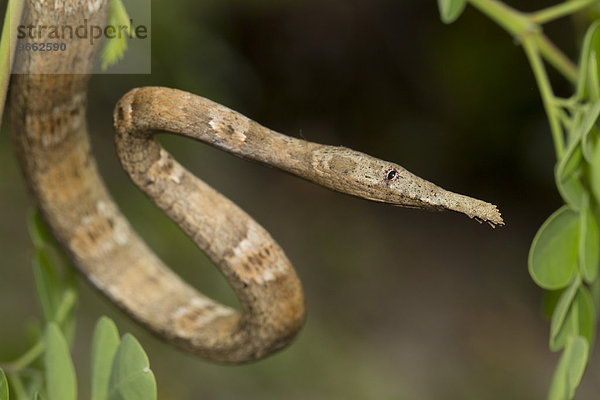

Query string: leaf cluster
438 1 600 399
0 212 157 400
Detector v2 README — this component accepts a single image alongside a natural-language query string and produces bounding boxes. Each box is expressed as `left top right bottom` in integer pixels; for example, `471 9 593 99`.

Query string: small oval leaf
582 126 598 163
529 207 580 290
91 317 121 400
437 0 467 24
549 286 596 354
556 145 585 210
108 334 156 400
550 279 580 342
33 249 60 322
576 21 600 100
550 297 578 352
27 210 53 249
589 47 600 101
44 323 77 400
565 336 589 398
548 336 589 400
579 102 600 162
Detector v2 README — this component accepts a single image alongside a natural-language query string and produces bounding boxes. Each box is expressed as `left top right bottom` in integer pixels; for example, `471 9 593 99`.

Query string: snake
8 0 502 364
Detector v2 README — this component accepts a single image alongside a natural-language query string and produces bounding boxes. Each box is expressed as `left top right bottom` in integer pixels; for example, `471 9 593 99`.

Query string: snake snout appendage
471 206 504 228
442 191 504 228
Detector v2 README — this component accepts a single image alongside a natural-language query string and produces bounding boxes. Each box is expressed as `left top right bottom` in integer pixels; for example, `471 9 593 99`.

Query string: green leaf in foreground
108 334 156 400
101 0 134 70
550 279 579 343
33 249 60 322
576 101 600 142
0 368 8 400
529 207 580 290
44 324 77 400
588 31 600 102
27 210 53 249
550 287 595 352
548 336 589 400
91 317 121 400
580 102 600 162
555 144 585 211
437 0 467 24
576 21 600 100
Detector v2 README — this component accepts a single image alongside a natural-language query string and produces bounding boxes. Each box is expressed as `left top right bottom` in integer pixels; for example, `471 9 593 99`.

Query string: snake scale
8 0 502 363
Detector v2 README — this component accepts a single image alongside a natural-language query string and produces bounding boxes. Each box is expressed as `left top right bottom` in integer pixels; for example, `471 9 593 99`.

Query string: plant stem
4 343 44 374
556 107 573 130
552 96 578 110
530 0 600 25
522 35 565 159
468 0 579 83
534 34 578 84
0 289 77 373
0 0 25 129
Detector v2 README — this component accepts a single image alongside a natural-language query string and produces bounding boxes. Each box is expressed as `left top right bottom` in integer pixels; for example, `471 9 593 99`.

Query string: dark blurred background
1 0 598 398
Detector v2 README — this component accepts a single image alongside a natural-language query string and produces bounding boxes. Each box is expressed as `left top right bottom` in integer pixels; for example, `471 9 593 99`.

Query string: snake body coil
9 0 502 363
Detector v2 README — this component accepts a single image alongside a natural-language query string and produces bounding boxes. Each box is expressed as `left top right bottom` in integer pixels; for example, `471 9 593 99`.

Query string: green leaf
550 286 596 352
91 317 121 400
101 0 135 70
556 143 585 211
579 101 600 162
33 249 60 322
579 198 600 283
550 278 579 343
107 334 156 400
557 175 586 212
437 0 467 24
547 336 589 400
60 265 79 347
529 207 580 290
576 21 600 101
550 299 577 352
44 324 77 400
27 210 53 249
588 49 600 102
0 369 8 400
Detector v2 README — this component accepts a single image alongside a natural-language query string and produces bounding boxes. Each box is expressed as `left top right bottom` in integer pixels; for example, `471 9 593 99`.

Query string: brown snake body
9 0 502 363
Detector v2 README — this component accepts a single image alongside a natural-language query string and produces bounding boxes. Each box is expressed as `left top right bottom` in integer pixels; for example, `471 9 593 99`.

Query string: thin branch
530 0 600 25
535 34 578 84
522 35 565 159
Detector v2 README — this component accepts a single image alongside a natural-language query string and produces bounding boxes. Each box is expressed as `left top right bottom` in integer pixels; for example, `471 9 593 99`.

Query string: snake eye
385 169 398 181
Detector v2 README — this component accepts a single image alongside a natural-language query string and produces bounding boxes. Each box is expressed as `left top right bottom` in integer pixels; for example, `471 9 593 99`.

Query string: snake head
308 146 504 227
